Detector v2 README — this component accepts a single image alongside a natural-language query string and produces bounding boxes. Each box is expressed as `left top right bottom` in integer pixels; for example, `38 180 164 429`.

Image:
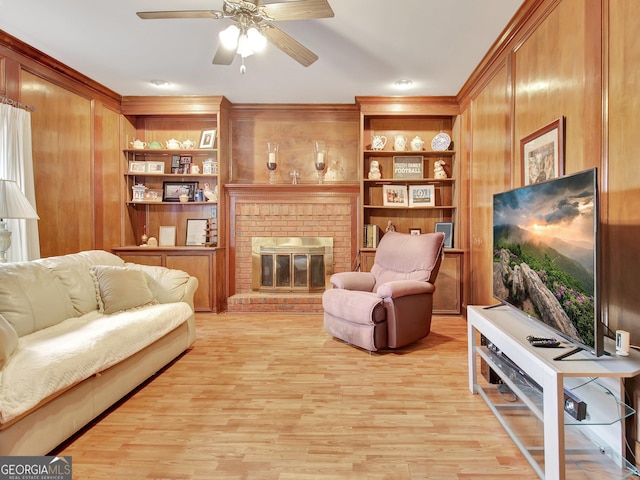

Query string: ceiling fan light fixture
247 27 266 52
219 24 240 49
237 33 254 58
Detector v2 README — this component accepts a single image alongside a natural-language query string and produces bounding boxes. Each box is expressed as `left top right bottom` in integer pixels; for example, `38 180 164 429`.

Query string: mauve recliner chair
322 231 445 352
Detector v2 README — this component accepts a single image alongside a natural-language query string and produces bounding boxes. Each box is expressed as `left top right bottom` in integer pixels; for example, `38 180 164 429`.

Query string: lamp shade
0 179 39 220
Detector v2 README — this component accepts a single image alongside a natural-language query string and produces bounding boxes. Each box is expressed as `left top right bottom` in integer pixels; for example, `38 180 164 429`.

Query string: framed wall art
408 185 435 207
162 181 198 202
382 185 408 206
199 129 216 149
521 117 565 185
409 228 421 236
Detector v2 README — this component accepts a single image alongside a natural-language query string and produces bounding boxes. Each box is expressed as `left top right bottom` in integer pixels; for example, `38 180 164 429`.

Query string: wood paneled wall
467 62 512 306
607 0 640 341
0 32 122 257
229 105 360 184
21 71 94 256
459 0 640 447
460 0 640 335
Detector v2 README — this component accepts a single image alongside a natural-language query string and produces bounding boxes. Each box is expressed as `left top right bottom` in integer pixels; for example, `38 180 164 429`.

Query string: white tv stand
467 305 640 479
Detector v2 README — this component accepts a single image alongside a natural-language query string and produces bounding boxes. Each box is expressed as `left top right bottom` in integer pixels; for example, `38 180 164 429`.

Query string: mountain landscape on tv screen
492 172 596 347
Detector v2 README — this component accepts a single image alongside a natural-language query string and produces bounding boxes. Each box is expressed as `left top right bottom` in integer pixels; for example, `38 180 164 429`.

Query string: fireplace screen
252 237 333 293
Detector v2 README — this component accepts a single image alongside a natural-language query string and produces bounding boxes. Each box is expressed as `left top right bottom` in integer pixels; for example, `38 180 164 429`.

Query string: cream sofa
0 250 197 455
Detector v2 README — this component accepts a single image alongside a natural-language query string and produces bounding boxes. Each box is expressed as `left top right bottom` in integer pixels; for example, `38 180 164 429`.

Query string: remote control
526 335 561 348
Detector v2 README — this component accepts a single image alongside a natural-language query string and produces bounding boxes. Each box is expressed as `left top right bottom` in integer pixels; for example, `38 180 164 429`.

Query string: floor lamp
0 179 39 263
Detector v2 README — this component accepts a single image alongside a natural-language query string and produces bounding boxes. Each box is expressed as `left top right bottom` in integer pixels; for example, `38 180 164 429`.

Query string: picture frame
158 226 176 247
382 184 408 206
393 156 423 179
128 161 146 174
143 189 162 202
408 184 435 207
162 181 198 202
185 218 208 246
179 155 192 174
435 222 454 248
199 129 216 149
146 161 165 174
521 117 565 185
409 228 421 236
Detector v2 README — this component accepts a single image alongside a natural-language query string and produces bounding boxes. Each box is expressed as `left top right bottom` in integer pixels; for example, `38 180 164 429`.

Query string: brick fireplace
226 184 359 312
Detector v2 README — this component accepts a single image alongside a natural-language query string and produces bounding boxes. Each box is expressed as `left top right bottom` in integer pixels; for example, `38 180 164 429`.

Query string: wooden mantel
225 183 359 196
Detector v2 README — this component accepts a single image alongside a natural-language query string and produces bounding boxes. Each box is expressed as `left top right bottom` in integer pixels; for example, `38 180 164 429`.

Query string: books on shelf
363 224 381 248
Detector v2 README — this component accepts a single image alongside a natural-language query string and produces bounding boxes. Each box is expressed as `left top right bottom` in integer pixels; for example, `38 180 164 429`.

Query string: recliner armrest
330 272 376 292
377 280 435 299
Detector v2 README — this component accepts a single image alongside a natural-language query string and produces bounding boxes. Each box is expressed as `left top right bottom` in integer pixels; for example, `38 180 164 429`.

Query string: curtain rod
0 94 36 112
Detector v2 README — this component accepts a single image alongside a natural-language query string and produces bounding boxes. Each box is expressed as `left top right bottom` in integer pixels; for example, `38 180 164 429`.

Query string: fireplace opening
252 237 333 293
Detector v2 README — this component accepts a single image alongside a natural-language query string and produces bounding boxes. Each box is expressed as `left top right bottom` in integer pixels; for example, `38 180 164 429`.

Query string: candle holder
314 140 327 184
266 142 278 184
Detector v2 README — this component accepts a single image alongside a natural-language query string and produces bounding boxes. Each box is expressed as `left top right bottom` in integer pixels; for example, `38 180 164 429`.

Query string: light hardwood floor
56 313 538 479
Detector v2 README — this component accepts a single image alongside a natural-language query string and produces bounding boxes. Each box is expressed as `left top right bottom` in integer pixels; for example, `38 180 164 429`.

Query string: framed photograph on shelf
158 226 176 247
143 189 162 202
408 185 435 207
128 161 146 174
521 117 565 185
393 156 423 179
382 184 408 206
409 228 421 236
199 129 216 149
435 222 454 248
185 219 208 246
146 161 165 174
162 181 198 202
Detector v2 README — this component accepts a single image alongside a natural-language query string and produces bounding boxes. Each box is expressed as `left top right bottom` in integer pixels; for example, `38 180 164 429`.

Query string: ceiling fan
137 0 334 73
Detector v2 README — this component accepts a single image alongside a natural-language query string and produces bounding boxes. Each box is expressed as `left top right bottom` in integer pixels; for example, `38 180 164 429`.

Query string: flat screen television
492 168 605 359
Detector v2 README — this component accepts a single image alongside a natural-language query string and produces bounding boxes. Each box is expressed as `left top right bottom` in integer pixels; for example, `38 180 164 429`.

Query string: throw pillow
123 263 190 304
0 313 19 370
90 265 158 315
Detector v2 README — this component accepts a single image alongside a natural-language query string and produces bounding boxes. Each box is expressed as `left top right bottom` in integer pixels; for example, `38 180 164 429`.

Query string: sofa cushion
38 250 125 315
0 262 77 336
90 265 158 314
0 314 18 370
123 263 191 304
0 302 192 424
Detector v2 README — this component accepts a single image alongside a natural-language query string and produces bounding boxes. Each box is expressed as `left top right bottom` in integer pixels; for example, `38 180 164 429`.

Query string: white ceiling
0 0 525 104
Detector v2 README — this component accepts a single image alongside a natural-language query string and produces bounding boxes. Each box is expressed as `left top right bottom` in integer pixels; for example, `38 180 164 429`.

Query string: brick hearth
225 184 359 312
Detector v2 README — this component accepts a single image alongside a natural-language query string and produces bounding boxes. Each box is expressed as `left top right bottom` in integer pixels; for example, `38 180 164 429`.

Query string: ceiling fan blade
137 10 224 20
263 26 318 67
212 45 237 65
262 0 334 21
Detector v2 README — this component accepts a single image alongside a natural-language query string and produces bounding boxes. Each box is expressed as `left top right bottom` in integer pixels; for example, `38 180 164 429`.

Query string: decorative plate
431 133 451 151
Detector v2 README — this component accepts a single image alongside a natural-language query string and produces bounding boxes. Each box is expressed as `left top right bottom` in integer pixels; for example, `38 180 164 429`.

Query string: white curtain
0 102 40 261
